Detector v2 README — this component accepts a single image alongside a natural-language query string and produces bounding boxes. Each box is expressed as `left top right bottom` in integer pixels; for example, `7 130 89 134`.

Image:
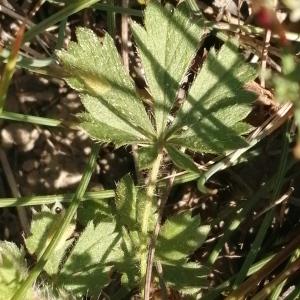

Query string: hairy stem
140 150 163 298
144 169 176 300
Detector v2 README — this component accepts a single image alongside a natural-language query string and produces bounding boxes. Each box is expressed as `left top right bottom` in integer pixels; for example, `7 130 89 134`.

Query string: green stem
12 143 100 300
140 150 163 298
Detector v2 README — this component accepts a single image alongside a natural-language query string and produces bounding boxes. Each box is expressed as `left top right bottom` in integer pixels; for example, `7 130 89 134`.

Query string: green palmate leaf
132 1 203 135
57 27 155 146
166 145 200 173
59 264 111 297
58 219 122 296
162 262 209 295
231 121 253 135
156 212 210 262
168 40 257 153
115 174 137 229
78 111 147 147
25 206 75 276
0 242 30 300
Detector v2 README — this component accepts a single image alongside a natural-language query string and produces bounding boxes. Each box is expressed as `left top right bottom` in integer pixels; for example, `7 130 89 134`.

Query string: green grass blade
252 257 300 300
229 123 291 297
233 210 275 289
12 143 101 300
0 171 201 208
56 18 68 50
270 248 300 299
202 253 276 300
286 281 300 300
0 111 62 127
94 3 142 17
0 48 53 68
0 190 115 208
207 185 268 265
23 0 101 42
106 0 116 36
0 48 65 77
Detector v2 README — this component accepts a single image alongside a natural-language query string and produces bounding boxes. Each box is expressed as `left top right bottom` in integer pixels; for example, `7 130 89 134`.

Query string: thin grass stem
24 0 100 42
0 111 63 127
12 143 101 300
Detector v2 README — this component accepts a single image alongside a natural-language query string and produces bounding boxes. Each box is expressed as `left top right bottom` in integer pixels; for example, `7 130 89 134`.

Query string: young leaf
166 145 200 173
115 174 137 229
116 251 140 289
132 1 204 135
57 27 155 146
77 199 112 227
162 262 209 295
0 242 30 299
156 212 210 262
25 206 75 276
137 145 158 170
58 219 122 296
168 40 257 153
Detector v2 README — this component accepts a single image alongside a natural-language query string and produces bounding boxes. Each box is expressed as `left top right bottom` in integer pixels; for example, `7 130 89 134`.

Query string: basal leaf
0 242 30 300
162 262 209 295
57 27 155 145
168 40 257 153
132 1 203 135
58 219 122 296
166 145 200 173
115 174 137 229
156 212 210 262
25 206 75 276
